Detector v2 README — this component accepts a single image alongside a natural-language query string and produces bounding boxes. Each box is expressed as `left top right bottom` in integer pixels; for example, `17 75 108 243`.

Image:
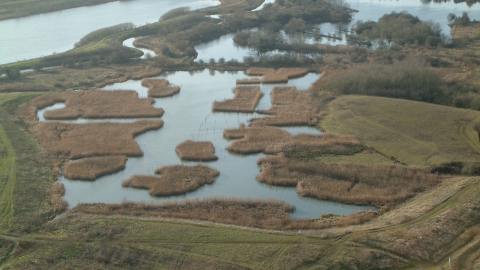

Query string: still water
193 0 480 61
39 70 374 217
0 0 218 65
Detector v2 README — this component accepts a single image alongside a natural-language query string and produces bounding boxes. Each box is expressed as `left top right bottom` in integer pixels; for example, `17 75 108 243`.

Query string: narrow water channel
40 70 375 217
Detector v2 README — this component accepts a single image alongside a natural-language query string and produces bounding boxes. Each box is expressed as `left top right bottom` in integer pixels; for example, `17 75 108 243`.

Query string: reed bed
236 78 261 84
122 164 219 196
261 68 309 84
48 182 67 213
257 154 439 205
223 125 290 154
42 90 164 120
270 86 298 105
175 140 218 161
264 132 363 157
141 78 181 98
33 120 163 159
212 86 264 113
63 156 127 180
246 68 275 76
250 89 320 127
72 198 378 230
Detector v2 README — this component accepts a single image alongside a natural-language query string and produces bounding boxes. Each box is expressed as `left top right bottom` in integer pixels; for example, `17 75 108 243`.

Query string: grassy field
320 95 480 166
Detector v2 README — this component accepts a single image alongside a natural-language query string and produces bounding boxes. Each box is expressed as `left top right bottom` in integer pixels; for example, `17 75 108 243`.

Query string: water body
194 0 480 60
38 70 374 217
123 38 157 59
0 0 218 65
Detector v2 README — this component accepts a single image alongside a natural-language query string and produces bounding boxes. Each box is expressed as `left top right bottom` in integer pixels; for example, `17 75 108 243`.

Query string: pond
193 0 480 61
39 70 375 217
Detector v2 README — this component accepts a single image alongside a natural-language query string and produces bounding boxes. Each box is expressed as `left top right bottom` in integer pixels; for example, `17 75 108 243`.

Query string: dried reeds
64 156 127 180
264 132 363 157
270 86 298 105
212 86 263 113
236 78 261 84
250 88 321 127
27 90 164 120
261 68 309 84
246 68 275 76
257 154 439 205
34 120 163 159
72 198 378 230
175 140 218 161
223 125 290 154
122 164 219 196
141 78 180 98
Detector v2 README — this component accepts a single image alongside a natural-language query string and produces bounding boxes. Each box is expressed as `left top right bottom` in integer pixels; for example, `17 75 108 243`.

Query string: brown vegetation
33 90 164 120
223 125 290 154
122 164 219 196
64 156 127 180
175 140 218 161
236 78 261 84
250 85 325 127
270 86 298 105
246 68 275 76
257 154 439 205
212 86 263 113
141 78 180 98
264 132 363 158
48 182 68 213
33 120 163 159
72 198 378 230
261 68 309 84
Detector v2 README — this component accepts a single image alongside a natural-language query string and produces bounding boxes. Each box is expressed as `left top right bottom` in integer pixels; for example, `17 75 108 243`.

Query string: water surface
43 70 374 217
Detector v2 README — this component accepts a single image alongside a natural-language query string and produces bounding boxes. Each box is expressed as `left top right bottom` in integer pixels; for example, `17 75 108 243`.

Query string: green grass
320 95 480 165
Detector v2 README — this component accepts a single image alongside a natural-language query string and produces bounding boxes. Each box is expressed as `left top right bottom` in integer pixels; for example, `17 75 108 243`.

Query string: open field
212 86 263 113
223 125 290 154
175 140 218 161
29 90 163 120
63 156 127 180
33 120 163 159
122 164 219 196
141 78 180 98
320 95 480 165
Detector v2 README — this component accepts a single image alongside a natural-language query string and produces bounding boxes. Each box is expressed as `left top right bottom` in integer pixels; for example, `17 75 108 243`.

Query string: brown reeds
236 78 261 84
270 86 298 105
250 88 321 127
257 154 439 205
33 120 163 159
141 78 181 98
261 68 309 84
122 164 219 196
223 125 290 154
246 68 275 76
48 182 68 213
26 90 164 120
64 156 127 180
212 86 263 113
264 132 363 157
175 140 218 161
72 198 378 230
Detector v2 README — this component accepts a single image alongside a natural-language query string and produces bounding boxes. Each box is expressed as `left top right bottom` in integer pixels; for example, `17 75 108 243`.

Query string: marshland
2 0 480 268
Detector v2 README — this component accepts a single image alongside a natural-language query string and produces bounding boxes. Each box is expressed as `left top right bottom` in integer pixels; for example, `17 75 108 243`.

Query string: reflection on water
48 70 375 217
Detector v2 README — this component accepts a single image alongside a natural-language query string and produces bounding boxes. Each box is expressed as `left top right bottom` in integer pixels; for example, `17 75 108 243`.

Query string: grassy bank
320 95 480 165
